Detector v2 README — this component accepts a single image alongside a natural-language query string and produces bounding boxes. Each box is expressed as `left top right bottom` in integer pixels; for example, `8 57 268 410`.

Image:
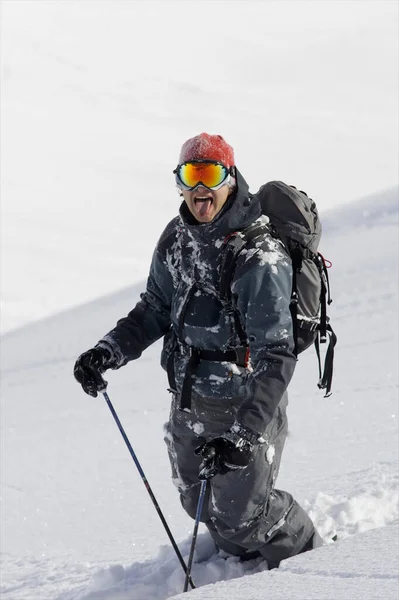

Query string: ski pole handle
197 445 218 480
90 368 108 394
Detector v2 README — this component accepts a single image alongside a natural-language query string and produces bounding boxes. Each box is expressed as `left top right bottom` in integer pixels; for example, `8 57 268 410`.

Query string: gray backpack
220 181 337 396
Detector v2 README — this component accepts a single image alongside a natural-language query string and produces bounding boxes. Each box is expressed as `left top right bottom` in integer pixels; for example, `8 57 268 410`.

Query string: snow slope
1 190 398 599
1 0 398 333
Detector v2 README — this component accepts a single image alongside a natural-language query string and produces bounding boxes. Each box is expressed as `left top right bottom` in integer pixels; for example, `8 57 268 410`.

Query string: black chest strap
178 346 248 411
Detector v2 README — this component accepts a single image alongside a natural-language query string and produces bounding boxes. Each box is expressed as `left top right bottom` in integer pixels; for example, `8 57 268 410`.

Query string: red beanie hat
179 133 235 167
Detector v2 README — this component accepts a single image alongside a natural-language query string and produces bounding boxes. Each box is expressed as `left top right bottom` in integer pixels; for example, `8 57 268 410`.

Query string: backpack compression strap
313 253 336 396
315 324 337 397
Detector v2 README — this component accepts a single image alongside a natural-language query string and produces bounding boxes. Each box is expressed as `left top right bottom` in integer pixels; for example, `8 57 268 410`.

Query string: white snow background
1 0 398 334
1 1 399 599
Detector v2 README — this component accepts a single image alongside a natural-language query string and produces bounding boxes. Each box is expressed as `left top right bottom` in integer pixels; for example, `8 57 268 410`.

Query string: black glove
74 344 115 397
195 424 258 480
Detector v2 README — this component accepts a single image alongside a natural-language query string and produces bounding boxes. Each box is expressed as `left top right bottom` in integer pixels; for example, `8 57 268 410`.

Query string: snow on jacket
100 169 297 436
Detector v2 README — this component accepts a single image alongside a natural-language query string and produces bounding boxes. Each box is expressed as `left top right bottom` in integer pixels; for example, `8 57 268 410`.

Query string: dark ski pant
164 390 322 565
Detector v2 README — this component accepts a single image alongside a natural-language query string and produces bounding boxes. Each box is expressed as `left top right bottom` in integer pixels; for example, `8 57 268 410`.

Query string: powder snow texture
1 191 398 600
1 0 398 333
1 3 399 595
172 526 399 600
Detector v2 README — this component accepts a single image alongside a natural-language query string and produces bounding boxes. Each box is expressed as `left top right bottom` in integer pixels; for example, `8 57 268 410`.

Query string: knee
209 492 265 534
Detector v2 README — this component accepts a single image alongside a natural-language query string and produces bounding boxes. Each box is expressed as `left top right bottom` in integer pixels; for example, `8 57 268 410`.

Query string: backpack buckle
291 291 299 305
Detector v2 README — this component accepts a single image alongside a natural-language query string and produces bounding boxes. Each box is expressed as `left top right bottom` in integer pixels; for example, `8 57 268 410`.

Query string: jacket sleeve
232 238 297 436
98 235 175 367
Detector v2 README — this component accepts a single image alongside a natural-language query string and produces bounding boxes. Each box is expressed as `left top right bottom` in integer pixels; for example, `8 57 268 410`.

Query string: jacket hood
179 168 262 241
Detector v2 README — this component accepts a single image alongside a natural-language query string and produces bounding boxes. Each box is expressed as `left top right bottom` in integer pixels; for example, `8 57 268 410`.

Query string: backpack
219 180 337 397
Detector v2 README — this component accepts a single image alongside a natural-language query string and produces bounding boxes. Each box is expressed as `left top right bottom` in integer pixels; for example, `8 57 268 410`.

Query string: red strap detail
244 347 251 368
224 231 238 243
319 253 332 268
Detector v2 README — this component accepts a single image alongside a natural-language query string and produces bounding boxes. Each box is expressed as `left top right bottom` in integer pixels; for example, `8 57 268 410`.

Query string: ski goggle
174 160 235 191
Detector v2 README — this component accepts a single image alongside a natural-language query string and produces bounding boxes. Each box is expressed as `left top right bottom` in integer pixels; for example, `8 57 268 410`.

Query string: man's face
182 184 234 223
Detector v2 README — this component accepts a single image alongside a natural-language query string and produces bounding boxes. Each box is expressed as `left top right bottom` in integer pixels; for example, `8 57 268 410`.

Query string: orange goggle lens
176 162 229 190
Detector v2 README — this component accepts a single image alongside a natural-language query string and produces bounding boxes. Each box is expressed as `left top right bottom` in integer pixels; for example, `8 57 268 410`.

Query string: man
74 133 322 567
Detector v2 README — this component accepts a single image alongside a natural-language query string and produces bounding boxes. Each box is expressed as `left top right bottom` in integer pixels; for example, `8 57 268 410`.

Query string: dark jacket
100 170 296 436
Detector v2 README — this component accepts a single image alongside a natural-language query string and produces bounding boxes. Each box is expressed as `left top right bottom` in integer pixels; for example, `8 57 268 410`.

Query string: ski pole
183 479 207 593
91 371 195 590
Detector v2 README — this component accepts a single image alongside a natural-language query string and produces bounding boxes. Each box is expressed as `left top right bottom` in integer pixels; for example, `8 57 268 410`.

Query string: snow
172 526 399 600
1 188 398 600
208 375 226 385
266 445 276 466
1 0 398 333
187 422 205 437
1 2 399 599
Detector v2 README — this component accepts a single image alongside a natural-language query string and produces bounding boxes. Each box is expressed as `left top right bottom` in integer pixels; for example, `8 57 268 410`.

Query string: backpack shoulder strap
220 223 313 358
220 223 271 302
219 223 271 346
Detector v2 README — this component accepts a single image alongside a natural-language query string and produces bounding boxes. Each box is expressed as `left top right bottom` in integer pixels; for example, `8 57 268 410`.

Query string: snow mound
172 525 399 600
58 533 267 600
54 463 398 600
305 461 399 541
321 186 398 234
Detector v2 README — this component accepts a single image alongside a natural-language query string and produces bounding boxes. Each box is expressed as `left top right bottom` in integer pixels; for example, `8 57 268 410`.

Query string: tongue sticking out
196 199 212 218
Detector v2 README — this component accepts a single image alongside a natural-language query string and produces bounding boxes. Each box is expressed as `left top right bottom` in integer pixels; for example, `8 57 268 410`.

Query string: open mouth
194 195 214 218
194 195 213 204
